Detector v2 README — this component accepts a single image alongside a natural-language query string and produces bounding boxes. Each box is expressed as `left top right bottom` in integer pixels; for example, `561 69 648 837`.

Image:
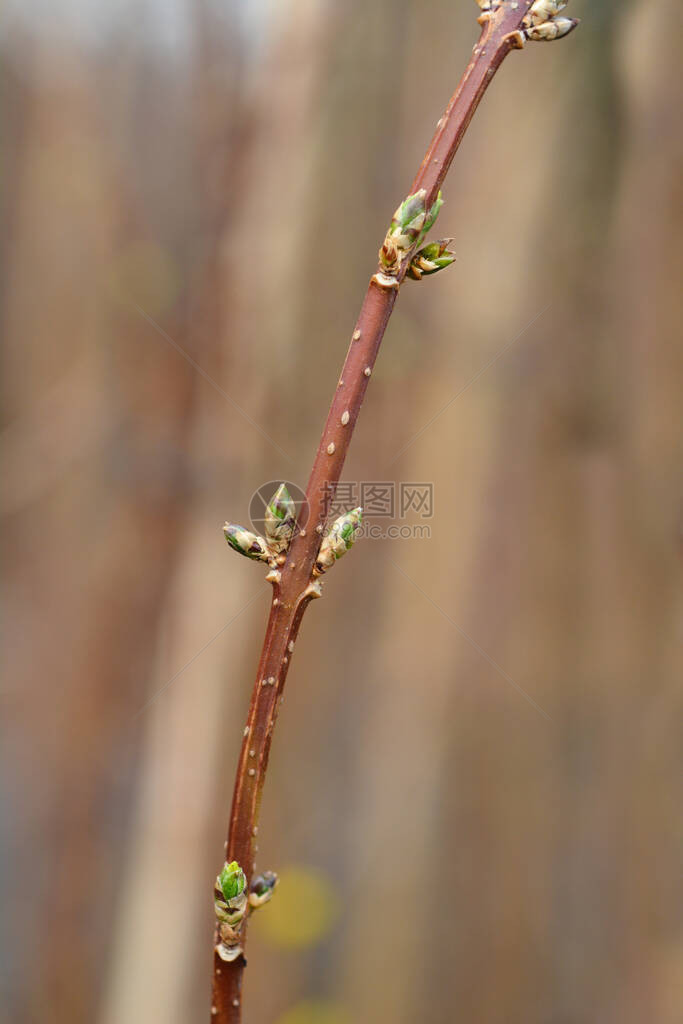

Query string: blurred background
2 1 682 1022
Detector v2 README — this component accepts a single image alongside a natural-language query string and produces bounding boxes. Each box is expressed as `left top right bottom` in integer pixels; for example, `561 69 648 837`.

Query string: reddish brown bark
211 4 552 1019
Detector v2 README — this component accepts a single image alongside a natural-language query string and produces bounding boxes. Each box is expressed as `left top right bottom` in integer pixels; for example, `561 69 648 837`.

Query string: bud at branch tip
476 1 579 43
521 0 579 42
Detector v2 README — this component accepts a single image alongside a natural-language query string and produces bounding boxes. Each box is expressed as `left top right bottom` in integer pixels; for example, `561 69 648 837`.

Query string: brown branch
210 3 576 1019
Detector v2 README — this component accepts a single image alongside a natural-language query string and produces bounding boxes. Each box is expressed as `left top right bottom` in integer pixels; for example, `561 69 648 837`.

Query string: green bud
407 238 456 281
214 860 248 962
264 484 296 554
315 507 363 575
391 189 427 237
379 189 446 276
248 870 279 908
379 191 427 274
224 523 270 562
219 861 246 902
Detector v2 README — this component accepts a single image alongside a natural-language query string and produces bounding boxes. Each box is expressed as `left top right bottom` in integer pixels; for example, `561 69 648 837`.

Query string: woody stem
211 4 536 1020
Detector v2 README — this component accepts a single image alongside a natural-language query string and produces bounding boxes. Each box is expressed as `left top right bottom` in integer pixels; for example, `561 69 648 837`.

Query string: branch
210 2 578 1020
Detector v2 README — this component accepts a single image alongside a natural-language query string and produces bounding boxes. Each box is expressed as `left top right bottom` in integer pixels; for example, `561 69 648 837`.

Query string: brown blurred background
2 1 682 1022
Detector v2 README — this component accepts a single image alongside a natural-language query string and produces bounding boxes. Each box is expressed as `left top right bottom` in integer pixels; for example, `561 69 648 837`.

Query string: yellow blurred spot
107 240 178 316
255 865 338 950
275 1000 350 1024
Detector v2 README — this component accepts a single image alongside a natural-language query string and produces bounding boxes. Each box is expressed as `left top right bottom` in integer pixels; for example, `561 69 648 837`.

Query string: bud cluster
523 0 578 41
224 483 297 568
224 487 365 584
378 190 445 278
474 1 578 41
214 862 279 962
214 861 248 962
407 239 457 282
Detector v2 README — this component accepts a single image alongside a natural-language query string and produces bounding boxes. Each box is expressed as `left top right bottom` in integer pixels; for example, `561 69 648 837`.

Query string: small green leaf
219 861 246 902
392 190 427 232
423 192 443 233
267 484 293 522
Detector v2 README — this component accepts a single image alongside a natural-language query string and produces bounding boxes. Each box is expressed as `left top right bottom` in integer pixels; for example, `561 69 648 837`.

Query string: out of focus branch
210 2 578 1020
